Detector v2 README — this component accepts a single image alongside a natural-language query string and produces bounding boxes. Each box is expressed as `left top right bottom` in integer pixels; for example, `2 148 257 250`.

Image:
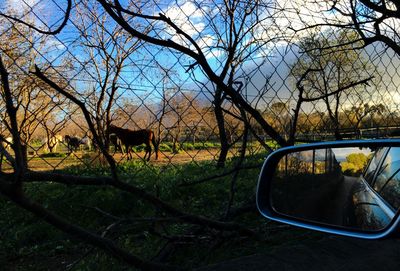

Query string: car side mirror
257 140 400 239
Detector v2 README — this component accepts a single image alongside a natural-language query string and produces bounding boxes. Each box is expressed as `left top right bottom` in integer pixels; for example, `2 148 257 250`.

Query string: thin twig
179 164 262 187
0 0 72 35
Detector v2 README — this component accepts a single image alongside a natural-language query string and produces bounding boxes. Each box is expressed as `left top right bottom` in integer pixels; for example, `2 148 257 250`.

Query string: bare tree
0 16 70 160
146 65 180 150
0 1 361 269
89 0 289 151
327 0 400 55
346 103 387 129
73 0 144 151
290 29 374 141
265 101 292 140
161 91 200 153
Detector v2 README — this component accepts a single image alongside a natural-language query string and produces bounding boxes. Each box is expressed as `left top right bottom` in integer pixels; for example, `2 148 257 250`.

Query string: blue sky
1 0 400 114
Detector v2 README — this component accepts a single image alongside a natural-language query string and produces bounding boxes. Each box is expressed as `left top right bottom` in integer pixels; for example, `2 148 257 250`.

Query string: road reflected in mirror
270 147 400 232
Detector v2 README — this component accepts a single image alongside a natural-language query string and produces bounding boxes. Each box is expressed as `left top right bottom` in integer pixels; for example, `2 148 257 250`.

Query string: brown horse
108 125 158 161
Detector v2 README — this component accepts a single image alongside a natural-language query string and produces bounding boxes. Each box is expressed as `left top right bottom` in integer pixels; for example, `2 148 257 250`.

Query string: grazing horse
110 134 124 154
80 136 92 151
108 125 158 161
64 135 81 152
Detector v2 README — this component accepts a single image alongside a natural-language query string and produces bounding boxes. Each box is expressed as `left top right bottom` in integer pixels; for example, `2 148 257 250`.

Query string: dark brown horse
108 125 158 161
110 134 124 154
64 135 81 152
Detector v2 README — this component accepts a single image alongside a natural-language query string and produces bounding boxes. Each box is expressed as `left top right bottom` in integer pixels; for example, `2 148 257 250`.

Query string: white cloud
164 1 205 38
165 1 204 21
262 0 351 40
196 34 214 49
159 0 355 62
199 38 224 59
5 0 41 14
45 37 66 50
161 1 215 55
272 0 400 43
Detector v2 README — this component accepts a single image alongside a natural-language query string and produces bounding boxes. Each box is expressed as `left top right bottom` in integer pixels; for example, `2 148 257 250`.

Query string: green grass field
0 144 321 270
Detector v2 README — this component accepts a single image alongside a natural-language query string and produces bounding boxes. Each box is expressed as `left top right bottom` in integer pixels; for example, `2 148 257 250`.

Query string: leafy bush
158 143 172 152
340 153 369 176
29 139 44 148
181 143 195 150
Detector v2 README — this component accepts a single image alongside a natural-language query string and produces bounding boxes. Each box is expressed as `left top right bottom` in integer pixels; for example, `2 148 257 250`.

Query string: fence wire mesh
1 0 400 173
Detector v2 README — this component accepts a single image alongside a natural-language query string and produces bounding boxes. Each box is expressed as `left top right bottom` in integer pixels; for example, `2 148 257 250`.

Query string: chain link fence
0 0 400 172
2 0 400 269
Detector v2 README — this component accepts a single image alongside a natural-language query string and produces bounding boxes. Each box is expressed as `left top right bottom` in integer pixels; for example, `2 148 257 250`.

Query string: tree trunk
214 88 229 168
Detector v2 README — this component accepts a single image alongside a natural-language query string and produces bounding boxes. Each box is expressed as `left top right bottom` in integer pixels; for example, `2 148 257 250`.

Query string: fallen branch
0 177 178 271
18 171 256 236
179 164 262 187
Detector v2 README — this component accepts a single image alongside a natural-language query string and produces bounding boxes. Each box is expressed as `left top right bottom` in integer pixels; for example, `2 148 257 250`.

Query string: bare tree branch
0 176 178 271
19 170 255 235
0 55 26 181
0 0 72 35
301 76 373 102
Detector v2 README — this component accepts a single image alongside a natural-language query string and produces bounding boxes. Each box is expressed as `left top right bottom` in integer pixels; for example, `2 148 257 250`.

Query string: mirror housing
257 140 400 239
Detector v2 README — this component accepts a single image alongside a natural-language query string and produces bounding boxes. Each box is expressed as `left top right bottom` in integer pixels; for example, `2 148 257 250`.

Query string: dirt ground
1 149 228 172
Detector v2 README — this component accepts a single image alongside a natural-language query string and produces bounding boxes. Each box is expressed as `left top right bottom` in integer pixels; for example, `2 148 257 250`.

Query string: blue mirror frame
256 139 400 239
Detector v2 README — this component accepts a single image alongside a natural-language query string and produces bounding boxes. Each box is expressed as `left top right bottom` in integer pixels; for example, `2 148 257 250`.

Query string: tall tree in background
265 101 291 140
74 0 143 151
0 13 67 153
345 103 387 129
94 0 289 152
290 29 374 140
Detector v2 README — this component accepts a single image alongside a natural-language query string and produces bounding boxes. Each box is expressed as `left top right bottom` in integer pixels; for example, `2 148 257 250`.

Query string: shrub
158 143 173 152
181 143 195 150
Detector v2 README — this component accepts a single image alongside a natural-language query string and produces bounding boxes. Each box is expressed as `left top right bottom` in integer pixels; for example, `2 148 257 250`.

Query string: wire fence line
0 0 400 172
2 1 400 269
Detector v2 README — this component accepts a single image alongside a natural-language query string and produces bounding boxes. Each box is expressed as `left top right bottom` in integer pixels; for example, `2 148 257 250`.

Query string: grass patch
130 142 223 153
0 151 322 270
39 152 67 158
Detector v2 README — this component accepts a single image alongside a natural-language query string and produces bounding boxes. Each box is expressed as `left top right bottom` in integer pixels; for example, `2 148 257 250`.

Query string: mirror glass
270 146 400 232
